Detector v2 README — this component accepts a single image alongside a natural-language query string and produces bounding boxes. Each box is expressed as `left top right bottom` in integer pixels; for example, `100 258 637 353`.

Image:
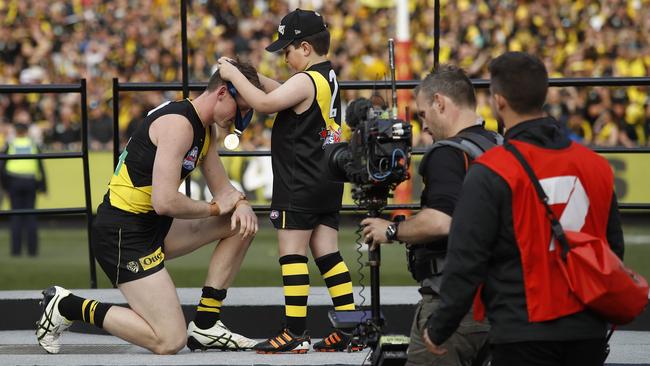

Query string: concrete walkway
1 330 369 366
1 330 649 365
2 287 649 365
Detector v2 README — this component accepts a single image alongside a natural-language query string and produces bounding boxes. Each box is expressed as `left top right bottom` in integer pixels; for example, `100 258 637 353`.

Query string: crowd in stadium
0 0 649 152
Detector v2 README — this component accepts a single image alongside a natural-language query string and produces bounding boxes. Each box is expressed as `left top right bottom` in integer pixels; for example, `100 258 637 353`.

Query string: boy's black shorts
91 208 172 286
269 209 339 231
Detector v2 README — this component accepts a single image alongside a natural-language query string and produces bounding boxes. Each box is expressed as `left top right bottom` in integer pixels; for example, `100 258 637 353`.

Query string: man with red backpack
423 52 624 366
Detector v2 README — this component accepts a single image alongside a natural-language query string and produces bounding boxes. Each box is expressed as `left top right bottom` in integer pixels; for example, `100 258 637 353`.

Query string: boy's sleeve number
328 70 339 119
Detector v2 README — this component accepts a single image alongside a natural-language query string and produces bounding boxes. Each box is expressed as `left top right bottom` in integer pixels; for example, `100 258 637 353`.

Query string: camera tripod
329 185 409 366
328 185 388 343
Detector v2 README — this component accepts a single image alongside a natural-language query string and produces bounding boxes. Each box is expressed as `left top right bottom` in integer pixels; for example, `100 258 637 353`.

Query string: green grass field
0 225 417 290
1 224 648 290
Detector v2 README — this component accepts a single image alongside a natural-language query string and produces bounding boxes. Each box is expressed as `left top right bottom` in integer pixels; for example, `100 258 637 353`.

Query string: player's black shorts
91 204 172 286
269 209 339 230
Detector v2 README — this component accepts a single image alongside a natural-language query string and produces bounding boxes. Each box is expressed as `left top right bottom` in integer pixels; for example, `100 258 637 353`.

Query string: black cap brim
265 38 293 53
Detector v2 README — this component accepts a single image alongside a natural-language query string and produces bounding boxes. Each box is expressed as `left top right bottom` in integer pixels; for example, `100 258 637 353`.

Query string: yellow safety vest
6 136 39 177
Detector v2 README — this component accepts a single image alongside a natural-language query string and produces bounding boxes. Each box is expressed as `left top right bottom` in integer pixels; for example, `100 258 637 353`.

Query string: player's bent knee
148 327 187 355
151 335 186 355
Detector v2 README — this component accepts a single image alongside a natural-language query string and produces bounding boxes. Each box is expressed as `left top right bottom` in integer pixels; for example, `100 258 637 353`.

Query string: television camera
325 97 412 364
326 97 412 212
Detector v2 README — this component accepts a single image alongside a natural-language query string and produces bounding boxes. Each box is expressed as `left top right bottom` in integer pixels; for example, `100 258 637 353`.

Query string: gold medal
224 133 240 150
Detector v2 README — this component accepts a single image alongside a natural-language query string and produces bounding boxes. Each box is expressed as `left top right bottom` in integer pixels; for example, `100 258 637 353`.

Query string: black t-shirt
419 124 499 249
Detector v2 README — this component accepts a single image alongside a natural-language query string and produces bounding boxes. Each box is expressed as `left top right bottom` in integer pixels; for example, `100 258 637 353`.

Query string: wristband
209 201 221 216
235 198 249 209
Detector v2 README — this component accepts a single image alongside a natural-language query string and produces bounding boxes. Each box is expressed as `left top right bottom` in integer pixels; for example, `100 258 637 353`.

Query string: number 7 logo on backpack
539 176 590 251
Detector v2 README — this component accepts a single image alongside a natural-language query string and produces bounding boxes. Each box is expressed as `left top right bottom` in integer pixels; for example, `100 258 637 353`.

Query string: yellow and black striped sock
194 287 227 329
316 251 355 312
58 294 111 328
280 254 310 334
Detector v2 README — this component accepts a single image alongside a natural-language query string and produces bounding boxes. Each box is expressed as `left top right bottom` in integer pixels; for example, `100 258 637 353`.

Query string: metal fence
0 80 98 288
112 77 650 213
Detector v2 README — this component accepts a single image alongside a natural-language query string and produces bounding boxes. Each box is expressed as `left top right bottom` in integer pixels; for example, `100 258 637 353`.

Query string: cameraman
362 65 496 366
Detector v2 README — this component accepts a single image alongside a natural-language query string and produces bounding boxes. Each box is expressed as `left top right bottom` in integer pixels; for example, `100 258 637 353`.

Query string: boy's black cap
265 8 327 53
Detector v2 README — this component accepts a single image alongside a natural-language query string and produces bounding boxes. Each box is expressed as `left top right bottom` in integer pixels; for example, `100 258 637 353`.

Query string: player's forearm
152 191 212 219
211 182 240 199
398 209 450 245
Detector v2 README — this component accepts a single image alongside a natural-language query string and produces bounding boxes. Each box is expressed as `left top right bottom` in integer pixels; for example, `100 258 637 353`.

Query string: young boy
217 8 361 354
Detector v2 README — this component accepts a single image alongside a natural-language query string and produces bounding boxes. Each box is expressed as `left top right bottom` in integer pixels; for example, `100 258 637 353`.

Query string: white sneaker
187 320 256 351
35 286 73 354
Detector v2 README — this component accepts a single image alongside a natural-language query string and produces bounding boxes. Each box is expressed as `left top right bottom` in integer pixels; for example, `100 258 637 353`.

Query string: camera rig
325 48 412 363
326 97 412 213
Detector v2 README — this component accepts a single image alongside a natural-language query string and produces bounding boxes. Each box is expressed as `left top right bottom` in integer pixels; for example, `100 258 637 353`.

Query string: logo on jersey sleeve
319 127 341 148
182 146 199 170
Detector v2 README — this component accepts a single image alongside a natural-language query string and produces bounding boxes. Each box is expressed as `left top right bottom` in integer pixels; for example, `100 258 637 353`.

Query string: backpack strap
419 130 503 176
456 130 503 156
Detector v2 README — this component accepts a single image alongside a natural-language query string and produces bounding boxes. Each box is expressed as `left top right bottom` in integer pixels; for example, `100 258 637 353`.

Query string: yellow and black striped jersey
270 61 343 213
104 99 210 216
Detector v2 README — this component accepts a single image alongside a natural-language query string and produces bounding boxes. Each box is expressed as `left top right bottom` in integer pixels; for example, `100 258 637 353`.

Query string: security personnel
1 111 46 257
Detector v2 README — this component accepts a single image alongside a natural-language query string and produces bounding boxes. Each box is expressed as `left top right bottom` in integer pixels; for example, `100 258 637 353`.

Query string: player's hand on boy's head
216 57 238 81
231 200 258 238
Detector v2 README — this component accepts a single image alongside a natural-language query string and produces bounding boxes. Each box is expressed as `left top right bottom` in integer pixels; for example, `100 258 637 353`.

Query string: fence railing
0 80 98 288
112 77 650 212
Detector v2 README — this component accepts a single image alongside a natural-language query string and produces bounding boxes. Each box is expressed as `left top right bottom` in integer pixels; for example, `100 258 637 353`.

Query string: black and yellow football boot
313 329 365 352
253 328 311 354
